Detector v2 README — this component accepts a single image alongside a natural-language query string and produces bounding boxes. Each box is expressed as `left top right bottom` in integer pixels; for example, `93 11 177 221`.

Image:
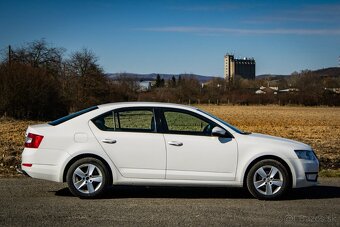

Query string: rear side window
92 108 156 132
115 110 154 131
49 106 98 126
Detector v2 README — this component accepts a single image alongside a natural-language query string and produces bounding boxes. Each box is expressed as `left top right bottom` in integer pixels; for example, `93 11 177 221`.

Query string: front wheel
66 157 110 198
246 159 290 200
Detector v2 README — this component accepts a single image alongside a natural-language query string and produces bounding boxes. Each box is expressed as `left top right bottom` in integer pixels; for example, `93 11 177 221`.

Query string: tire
246 159 290 200
66 157 110 198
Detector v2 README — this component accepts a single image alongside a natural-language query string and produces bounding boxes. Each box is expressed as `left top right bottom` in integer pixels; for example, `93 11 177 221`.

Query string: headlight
294 150 317 160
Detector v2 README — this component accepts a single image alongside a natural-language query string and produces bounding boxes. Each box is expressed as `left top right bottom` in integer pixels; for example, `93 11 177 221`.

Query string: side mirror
211 126 227 137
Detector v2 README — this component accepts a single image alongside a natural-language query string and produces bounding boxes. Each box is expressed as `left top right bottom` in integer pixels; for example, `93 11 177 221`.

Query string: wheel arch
62 153 113 184
242 155 294 188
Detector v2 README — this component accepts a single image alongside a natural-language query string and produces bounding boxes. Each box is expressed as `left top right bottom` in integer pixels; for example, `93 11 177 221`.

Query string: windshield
197 109 247 134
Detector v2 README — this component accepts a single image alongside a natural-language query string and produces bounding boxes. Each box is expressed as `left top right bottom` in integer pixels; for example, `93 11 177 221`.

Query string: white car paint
21 102 319 196
164 134 237 181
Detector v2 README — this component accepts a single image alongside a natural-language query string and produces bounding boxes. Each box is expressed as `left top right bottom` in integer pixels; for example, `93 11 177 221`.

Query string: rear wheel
66 157 110 198
246 159 290 200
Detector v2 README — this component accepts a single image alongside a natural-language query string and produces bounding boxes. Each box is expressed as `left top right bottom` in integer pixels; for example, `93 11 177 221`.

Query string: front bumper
292 158 319 188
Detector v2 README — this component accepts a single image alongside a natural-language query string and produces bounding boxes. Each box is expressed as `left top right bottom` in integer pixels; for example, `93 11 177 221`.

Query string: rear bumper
21 147 70 182
21 163 61 182
16 167 29 176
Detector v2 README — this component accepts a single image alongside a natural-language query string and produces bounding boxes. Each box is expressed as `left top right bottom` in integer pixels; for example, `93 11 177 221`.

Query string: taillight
25 133 44 148
22 163 32 167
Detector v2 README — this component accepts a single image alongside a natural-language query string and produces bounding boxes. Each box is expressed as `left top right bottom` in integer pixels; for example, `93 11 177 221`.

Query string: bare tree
63 48 110 111
11 39 65 74
66 48 102 77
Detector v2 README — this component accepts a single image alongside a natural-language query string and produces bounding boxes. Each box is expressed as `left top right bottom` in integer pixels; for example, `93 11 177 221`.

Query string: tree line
0 39 339 120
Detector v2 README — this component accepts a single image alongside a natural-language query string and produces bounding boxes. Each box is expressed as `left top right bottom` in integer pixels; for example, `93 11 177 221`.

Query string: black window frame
91 106 234 138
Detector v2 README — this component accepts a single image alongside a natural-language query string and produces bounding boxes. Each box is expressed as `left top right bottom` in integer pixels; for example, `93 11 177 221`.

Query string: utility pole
8 45 12 65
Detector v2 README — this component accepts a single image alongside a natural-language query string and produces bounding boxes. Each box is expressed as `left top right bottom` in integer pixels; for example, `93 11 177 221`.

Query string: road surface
0 177 339 226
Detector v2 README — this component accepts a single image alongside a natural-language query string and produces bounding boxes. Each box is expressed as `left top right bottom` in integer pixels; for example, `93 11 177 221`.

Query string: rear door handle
168 141 183 146
102 139 117 144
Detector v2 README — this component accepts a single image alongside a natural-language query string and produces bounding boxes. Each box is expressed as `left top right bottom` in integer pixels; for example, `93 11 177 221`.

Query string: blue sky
0 0 339 76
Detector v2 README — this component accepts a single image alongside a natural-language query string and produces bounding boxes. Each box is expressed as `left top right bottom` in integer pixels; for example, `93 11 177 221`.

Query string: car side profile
21 102 319 200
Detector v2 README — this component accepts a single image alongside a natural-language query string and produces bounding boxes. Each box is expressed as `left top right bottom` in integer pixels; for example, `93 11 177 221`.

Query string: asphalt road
0 177 339 226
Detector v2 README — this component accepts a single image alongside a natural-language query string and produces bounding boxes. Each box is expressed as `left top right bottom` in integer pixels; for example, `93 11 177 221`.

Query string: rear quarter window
49 106 98 126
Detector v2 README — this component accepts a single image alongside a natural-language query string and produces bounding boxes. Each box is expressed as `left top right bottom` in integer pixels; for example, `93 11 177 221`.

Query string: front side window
92 108 155 132
163 110 214 136
197 109 246 134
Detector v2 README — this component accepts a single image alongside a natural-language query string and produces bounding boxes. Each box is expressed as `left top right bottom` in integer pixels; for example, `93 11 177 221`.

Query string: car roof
97 102 198 111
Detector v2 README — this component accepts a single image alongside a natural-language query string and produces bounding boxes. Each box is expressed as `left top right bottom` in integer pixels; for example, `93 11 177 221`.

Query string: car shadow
282 185 340 200
54 185 340 200
54 186 251 199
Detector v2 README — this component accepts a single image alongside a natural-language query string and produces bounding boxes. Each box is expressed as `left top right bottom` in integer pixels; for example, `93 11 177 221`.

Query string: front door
161 109 238 181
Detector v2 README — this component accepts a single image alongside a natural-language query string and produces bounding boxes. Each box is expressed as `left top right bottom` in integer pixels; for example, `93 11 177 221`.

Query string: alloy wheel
72 163 103 194
253 165 283 196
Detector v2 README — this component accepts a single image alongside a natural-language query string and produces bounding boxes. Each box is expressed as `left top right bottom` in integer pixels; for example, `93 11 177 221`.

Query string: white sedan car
21 102 319 200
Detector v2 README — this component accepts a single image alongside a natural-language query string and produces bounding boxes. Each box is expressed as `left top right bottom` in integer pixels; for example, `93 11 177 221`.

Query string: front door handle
168 141 183 146
102 139 117 144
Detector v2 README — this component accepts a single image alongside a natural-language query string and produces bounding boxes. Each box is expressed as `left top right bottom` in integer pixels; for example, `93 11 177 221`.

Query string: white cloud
139 26 340 35
244 3 340 24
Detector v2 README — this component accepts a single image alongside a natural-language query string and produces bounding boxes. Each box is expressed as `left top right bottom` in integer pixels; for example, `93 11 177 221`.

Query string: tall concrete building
224 54 255 82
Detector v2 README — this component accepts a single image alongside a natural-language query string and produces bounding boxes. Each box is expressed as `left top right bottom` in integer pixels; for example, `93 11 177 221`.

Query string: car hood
246 133 311 150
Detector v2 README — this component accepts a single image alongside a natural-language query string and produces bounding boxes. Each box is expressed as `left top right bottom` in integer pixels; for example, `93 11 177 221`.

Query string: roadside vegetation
1 40 340 122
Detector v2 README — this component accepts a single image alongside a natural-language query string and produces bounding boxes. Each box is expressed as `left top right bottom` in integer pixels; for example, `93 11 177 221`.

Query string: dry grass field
0 105 339 177
0 119 43 176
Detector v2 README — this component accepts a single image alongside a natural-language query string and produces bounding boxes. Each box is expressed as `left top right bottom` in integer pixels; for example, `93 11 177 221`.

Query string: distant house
255 86 278 95
279 88 300 93
138 81 153 91
255 86 300 95
255 89 266 94
324 88 340 94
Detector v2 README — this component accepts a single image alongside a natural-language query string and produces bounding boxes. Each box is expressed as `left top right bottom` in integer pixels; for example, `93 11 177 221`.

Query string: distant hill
256 67 340 80
105 73 216 83
106 67 340 83
313 67 340 77
256 74 289 80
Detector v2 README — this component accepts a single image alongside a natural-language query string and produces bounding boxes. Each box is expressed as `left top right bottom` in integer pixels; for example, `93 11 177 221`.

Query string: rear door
89 107 166 179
